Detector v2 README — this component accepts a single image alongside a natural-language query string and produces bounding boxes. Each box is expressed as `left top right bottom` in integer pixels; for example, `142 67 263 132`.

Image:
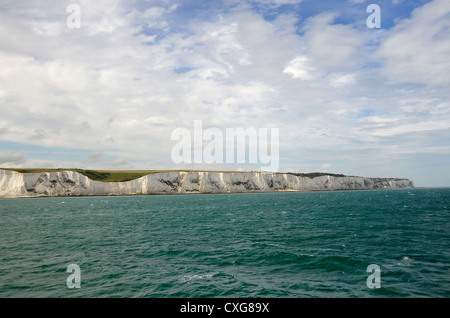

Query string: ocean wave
179 272 218 282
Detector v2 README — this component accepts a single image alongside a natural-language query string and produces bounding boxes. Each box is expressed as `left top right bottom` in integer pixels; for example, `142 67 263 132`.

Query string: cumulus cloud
0 0 449 185
329 73 356 88
301 12 367 72
376 0 450 86
283 55 315 80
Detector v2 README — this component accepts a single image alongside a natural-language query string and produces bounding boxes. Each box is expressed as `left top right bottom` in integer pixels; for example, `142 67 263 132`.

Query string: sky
0 0 449 187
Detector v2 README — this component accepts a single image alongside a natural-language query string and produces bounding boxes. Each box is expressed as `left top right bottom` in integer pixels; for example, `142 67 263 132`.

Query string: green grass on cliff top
1 168 204 182
0 168 353 183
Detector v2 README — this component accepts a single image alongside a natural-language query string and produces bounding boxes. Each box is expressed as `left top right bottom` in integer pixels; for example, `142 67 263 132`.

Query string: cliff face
0 169 414 198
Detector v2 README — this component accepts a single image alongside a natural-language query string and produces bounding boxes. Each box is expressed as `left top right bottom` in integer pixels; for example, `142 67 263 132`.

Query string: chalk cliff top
0 168 413 198
0 168 410 183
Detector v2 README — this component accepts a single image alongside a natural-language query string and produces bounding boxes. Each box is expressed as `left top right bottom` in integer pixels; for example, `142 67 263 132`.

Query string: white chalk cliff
0 169 414 198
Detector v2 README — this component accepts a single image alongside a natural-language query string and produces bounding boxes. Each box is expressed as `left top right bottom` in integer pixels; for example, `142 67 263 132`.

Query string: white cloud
370 120 450 137
376 0 450 86
302 12 367 72
283 55 315 80
329 73 356 88
0 0 448 185
30 21 62 37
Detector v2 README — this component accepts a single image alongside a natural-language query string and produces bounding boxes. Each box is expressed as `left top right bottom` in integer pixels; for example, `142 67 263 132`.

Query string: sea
0 188 449 298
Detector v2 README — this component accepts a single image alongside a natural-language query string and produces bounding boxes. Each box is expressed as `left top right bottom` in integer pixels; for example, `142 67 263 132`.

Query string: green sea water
0 188 449 298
